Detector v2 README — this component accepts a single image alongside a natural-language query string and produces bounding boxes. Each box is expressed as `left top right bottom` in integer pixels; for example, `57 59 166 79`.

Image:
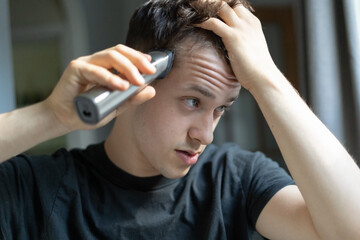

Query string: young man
1 0 360 239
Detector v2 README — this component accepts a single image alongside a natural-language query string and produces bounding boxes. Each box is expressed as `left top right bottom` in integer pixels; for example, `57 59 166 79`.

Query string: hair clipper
74 50 174 124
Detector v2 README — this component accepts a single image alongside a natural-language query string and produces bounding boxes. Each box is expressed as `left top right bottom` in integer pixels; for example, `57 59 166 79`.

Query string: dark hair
125 0 253 64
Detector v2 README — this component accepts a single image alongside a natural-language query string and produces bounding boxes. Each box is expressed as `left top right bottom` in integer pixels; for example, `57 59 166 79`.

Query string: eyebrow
187 85 239 103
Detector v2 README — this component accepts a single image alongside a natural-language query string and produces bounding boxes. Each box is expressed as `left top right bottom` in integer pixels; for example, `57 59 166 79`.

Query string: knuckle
252 16 261 26
137 55 150 65
86 65 98 77
208 18 217 26
114 44 126 52
126 65 140 78
104 72 114 85
76 54 91 62
68 59 82 69
107 50 118 60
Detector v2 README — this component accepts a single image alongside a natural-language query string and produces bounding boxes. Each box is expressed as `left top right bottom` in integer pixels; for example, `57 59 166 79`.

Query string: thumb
129 86 156 106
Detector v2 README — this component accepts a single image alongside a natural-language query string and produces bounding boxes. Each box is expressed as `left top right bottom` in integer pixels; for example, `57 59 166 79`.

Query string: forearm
0 45 156 163
0 100 70 162
250 69 360 239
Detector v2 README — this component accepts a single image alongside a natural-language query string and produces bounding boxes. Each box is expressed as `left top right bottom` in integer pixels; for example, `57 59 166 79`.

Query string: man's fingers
83 44 156 86
109 51 146 86
74 60 129 91
233 4 261 26
108 86 156 121
195 18 229 38
233 4 252 17
129 86 156 105
217 1 239 27
74 78 156 129
113 44 156 75
85 50 144 86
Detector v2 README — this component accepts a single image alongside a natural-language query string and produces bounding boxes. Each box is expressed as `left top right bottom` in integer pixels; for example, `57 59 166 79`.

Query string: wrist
0 101 71 161
41 99 73 138
247 68 292 101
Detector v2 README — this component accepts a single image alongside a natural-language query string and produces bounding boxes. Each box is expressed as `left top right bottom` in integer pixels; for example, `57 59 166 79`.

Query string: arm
198 2 360 240
0 100 68 162
0 45 156 162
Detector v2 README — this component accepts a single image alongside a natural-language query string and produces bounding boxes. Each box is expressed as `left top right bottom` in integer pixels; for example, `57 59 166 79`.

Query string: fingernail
136 72 145 84
115 78 128 89
144 54 152 61
149 64 156 72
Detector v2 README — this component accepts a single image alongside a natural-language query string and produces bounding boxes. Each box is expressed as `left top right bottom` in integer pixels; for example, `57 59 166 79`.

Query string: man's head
125 0 252 66
108 0 246 179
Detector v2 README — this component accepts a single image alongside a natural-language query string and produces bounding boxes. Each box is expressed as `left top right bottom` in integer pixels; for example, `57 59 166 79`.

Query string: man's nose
188 113 214 145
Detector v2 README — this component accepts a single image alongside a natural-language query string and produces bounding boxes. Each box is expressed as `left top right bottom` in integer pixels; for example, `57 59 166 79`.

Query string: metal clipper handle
74 50 174 124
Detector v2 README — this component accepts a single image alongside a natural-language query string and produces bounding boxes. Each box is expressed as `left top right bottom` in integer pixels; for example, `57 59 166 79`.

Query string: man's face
129 44 241 179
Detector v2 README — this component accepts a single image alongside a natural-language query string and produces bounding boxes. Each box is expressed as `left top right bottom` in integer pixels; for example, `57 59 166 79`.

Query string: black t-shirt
0 143 294 240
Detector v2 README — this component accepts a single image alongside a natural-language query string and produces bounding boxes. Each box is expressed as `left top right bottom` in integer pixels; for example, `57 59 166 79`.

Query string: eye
184 98 199 109
215 105 230 115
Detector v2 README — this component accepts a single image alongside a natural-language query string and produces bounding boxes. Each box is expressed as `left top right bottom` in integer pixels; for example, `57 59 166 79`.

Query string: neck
104 111 159 177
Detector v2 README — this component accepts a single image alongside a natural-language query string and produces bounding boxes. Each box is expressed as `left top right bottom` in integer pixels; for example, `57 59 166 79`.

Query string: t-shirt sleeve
0 155 38 238
241 151 295 228
0 152 69 238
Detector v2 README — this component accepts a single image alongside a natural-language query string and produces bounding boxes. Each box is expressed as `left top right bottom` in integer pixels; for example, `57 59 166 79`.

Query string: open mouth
175 150 199 165
179 150 193 156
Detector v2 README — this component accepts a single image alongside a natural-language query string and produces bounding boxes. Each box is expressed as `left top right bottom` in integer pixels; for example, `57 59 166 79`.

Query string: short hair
125 0 253 65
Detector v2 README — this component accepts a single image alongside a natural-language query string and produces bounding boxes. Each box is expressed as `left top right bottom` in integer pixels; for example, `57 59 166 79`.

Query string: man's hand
0 45 156 161
196 2 278 91
198 2 360 240
47 44 156 131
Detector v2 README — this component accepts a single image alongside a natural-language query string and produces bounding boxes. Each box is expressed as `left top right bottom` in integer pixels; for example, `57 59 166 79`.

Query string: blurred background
1 0 359 239
1 0 360 164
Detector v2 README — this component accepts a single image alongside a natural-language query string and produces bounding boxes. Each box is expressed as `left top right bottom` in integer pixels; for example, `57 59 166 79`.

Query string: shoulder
0 144 97 198
205 143 292 182
209 143 294 219
190 143 293 193
201 143 270 162
0 147 83 199
196 143 283 176
187 143 294 229
13 143 100 174
0 148 78 225
1 148 72 181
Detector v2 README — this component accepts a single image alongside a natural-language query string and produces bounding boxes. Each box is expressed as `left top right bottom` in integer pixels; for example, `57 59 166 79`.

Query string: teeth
181 151 191 156
177 150 197 156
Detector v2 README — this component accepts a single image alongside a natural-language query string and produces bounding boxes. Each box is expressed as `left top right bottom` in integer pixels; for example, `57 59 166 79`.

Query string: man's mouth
175 150 200 165
178 150 197 156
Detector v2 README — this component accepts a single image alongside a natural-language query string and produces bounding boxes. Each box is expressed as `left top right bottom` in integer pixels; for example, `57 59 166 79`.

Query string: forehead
173 36 227 67
157 41 241 100
173 37 234 76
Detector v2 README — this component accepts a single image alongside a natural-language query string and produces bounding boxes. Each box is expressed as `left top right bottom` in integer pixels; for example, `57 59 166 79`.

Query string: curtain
342 0 360 160
304 0 360 161
0 0 15 113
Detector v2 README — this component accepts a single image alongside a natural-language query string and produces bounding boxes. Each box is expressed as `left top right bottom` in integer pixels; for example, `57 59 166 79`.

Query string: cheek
151 109 182 140
142 100 188 143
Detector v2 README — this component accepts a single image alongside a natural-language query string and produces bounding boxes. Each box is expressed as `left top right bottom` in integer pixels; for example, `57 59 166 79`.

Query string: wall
66 0 147 149
0 0 15 113
80 0 146 52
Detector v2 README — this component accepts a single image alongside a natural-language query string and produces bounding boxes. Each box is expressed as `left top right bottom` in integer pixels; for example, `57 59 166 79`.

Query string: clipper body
74 50 174 124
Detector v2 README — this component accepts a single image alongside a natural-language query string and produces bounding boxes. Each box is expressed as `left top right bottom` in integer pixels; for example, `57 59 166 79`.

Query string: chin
162 168 191 179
